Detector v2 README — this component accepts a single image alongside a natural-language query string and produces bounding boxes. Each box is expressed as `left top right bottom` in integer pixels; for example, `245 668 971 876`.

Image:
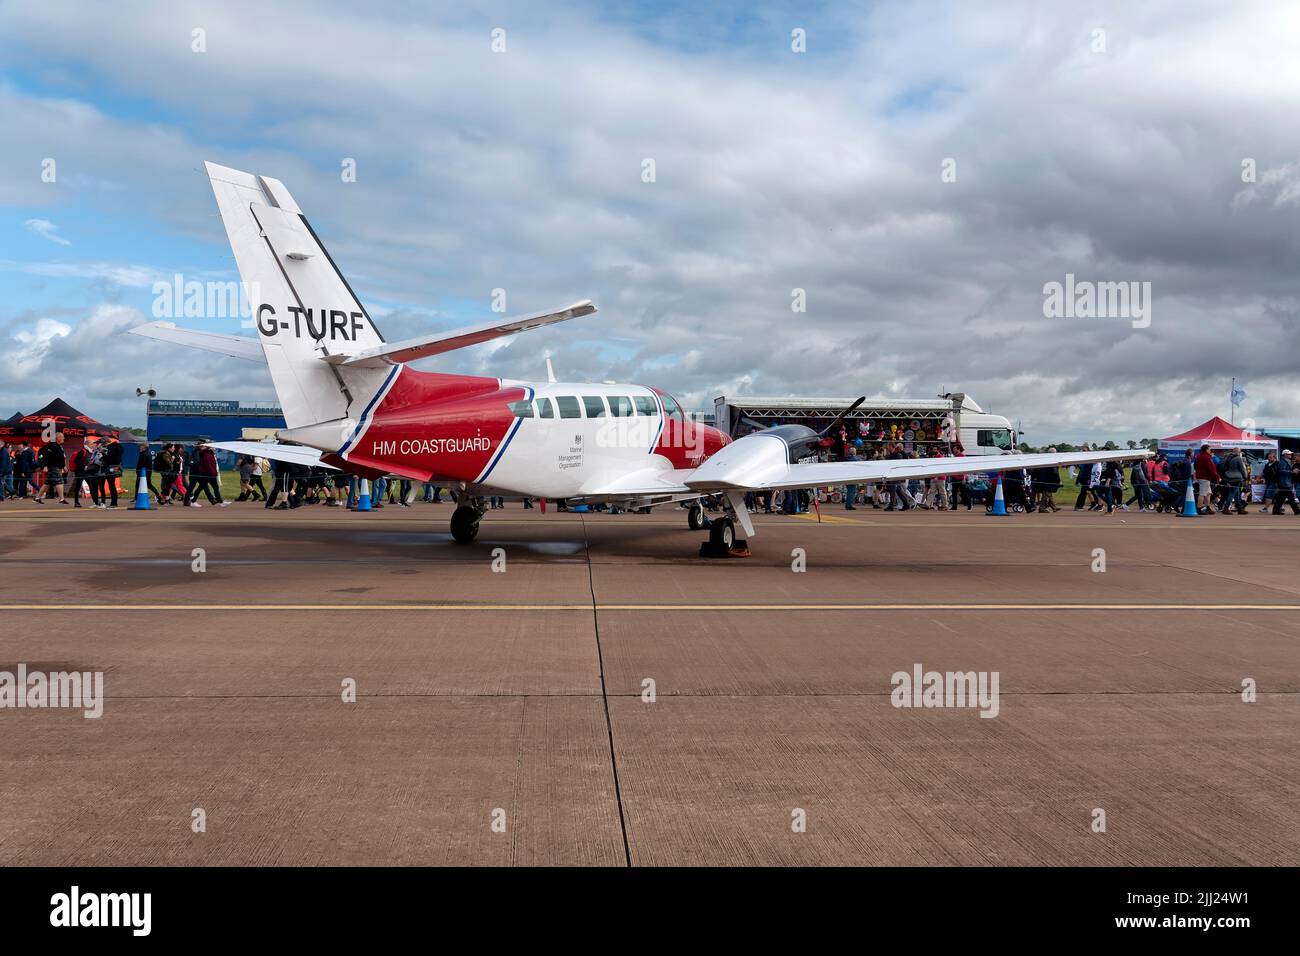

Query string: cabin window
507 400 534 418
610 396 633 417
583 396 608 418
634 396 657 416
556 396 581 419
536 398 555 419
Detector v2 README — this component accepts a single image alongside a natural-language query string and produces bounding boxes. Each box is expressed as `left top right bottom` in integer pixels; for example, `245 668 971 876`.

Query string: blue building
145 399 286 468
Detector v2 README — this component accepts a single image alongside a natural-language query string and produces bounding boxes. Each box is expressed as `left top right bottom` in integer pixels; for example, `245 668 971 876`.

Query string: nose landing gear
698 492 753 557
687 503 710 530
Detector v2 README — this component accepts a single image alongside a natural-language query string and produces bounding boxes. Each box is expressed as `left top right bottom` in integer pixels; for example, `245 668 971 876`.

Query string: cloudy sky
1 0 1298 443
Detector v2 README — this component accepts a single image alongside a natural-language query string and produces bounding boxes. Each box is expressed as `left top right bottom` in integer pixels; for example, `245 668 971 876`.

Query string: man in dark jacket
184 440 225 506
1273 450 1300 515
0 443 12 500
15 442 36 498
265 456 291 509
1032 460 1061 512
154 444 177 504
1260 452 1280 513
98 435 123 508
1170 450 1195 509
1126 457 1151 511
36 434 69 504
1219 449 1249 515
136 441 164 504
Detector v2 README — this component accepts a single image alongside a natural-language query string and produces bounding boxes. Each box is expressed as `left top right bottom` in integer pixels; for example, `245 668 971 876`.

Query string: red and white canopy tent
1158 416 1278 454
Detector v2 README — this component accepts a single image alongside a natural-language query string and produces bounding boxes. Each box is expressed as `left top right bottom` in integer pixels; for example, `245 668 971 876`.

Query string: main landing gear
450 502 485 544
698 492 753 558
708 515 736 550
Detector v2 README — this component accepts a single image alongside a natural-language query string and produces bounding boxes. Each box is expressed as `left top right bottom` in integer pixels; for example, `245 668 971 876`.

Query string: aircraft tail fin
204 161 390 429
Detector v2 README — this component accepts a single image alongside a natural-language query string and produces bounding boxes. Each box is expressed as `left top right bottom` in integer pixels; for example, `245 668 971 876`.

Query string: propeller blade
819 396 867 438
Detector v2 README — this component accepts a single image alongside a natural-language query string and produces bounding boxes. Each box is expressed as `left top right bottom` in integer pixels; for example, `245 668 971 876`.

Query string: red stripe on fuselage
344 369 519 483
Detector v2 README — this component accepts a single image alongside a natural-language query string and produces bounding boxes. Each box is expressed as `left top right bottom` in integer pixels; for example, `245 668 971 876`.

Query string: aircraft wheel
450 505 480 544
688 504 709 530
708 516 736 551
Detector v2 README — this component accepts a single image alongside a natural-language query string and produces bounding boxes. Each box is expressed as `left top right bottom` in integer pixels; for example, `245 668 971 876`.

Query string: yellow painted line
789 512 862 525
2 603 1299 612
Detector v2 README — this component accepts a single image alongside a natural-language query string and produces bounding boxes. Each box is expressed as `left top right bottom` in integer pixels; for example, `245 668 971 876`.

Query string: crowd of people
2 436 1298 517
738 439 1300 517
0 433 126 508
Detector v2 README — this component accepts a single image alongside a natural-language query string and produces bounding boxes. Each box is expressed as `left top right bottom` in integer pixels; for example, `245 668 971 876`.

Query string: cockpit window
634 396 657 416
536 398 554 418
660 393 683 418
609 396 633 417
507 400 533 418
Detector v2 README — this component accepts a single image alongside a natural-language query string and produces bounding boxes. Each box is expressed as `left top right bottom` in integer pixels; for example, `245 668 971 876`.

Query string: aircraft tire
688 504 709 530
450 505 480 544
708 516 735 551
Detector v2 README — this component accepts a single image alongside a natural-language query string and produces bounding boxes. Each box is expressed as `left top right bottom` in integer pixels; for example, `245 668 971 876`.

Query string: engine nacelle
685 425 820 490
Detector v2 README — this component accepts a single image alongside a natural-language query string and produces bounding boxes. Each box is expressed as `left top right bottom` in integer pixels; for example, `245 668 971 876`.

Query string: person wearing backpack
1219 448 1249 515
1127 457 1151 511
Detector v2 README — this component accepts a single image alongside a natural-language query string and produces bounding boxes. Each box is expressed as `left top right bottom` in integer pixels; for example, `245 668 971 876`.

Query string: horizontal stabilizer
209 441 337 471
329 300 596 368
129 322 265 362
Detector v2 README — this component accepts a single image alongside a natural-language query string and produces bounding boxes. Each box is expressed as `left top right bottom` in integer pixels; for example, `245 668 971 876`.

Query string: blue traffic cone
356 478 372 512
130 472 151 510
988 473 1008 515
1180 478 1198 517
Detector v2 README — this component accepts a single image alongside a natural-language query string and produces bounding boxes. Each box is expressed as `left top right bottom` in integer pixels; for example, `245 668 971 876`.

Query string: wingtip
127 321 176 335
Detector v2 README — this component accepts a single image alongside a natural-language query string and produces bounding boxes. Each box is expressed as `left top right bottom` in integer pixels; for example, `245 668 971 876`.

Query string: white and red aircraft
130 162 1146 551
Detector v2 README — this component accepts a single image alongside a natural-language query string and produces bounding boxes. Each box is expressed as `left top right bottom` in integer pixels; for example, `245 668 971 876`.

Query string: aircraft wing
209 441 338 471
583 467 697 497
128 322 265 361
326 300 597 368
682 447 1149 493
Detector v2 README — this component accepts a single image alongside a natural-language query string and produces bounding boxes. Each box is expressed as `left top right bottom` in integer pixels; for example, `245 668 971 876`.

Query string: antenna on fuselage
545 355 557 384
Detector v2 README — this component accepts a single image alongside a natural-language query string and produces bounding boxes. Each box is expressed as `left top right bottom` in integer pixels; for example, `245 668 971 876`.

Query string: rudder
205 162 390 430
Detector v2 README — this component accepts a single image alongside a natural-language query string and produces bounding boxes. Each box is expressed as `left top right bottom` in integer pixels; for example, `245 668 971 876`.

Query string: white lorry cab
712 392 1017 457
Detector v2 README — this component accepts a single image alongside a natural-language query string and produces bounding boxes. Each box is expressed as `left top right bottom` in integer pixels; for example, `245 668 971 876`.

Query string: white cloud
23 217 70 245
1 1 1299 440
1 259 161 288
6 316 71 377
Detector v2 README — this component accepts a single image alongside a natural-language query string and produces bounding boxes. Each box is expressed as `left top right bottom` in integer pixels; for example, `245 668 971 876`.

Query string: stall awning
1158 416 1278 452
